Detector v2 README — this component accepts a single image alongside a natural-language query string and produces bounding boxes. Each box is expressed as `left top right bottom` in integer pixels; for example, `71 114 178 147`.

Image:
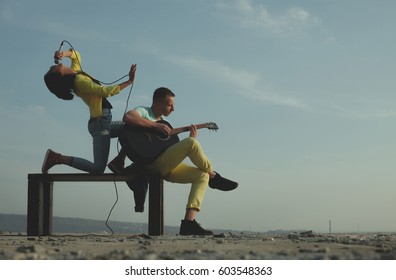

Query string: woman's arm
54 49 74 62
54 49 81 71
118 64 137 91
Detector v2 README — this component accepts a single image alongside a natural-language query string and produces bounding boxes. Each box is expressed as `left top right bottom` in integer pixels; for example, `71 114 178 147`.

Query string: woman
42 48 133 174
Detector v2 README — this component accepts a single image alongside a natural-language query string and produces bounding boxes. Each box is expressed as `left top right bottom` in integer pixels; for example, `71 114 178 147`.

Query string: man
109 87 238 235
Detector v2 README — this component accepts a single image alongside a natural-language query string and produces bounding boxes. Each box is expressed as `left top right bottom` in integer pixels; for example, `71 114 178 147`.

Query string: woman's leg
42 111 123 174
110 120 124 138
69 109 112 174
107 120 127 173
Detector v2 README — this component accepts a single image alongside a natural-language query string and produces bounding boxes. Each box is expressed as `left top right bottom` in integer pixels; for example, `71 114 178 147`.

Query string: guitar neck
169 123 210 135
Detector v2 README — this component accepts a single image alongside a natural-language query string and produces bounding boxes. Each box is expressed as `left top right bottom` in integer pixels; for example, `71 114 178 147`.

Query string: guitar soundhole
157 132 171 141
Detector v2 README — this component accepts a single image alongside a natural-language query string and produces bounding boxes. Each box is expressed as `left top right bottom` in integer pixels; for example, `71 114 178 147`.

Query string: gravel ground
1 231 395 260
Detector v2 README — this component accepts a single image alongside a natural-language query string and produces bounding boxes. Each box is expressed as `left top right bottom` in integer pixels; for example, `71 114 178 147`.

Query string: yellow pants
146 137 213 210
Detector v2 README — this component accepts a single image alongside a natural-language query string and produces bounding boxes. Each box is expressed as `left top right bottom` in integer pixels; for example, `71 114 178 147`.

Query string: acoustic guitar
119 120 219 164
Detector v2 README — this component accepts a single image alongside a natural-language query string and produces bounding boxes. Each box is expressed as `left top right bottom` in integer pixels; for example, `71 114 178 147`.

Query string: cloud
127 40 307 108
332 104 396 119
0 1 105 42
0 1 20 22
217 0 320 36
0 5 13 21
172 54 310 109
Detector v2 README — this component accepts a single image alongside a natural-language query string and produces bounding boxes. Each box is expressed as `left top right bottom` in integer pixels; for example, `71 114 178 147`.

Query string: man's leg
164 163 209 211
148 137 213 176
163 163 213 235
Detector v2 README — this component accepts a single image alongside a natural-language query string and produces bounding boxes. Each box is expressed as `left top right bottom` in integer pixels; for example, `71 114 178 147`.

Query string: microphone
54 41 64 64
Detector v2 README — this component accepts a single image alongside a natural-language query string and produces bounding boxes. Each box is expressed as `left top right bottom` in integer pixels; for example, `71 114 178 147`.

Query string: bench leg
148 174 163 236
27 178 53 236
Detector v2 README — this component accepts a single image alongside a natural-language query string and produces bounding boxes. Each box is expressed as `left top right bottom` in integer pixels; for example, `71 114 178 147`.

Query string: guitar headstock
206 122 219 131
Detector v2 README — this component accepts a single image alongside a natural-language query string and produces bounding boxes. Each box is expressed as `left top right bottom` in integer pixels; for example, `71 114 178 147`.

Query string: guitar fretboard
169 123 216 135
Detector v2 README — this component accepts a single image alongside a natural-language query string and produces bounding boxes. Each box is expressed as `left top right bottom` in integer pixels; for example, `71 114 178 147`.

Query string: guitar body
120 120 180 164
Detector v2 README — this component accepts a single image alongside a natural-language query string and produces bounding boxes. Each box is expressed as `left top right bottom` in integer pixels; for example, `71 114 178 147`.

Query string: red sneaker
42 149 61 174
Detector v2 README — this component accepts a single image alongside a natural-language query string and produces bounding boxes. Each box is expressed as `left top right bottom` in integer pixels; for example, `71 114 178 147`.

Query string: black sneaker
209 172 238 191
107 158 125 174
179 220 213 236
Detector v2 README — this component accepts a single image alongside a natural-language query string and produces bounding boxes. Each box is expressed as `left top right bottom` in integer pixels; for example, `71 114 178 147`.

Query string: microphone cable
55 40 135 235
106 83 134 236
55 40 129 85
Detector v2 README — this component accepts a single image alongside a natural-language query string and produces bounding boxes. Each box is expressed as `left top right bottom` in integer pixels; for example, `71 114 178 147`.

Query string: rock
16 245 46 254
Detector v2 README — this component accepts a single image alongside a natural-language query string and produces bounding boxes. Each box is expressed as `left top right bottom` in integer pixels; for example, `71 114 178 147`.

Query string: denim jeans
70 108 123 174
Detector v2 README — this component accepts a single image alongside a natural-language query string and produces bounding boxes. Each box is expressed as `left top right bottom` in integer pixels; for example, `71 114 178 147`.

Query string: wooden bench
27 173 163 236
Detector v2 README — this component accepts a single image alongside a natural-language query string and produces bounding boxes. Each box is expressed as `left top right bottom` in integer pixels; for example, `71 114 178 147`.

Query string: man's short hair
153 87 175 102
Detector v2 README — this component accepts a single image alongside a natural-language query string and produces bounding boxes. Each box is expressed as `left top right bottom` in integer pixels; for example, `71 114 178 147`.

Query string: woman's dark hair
44 67 76 100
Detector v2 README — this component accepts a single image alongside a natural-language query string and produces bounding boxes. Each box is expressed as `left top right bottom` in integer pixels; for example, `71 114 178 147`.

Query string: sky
1 0 396 234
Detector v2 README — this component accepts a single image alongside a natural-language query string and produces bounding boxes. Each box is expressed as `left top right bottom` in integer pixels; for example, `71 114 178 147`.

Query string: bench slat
28 173 141 182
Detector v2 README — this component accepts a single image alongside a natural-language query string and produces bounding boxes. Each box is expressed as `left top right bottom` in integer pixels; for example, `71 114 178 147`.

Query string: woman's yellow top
70 50 120 118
